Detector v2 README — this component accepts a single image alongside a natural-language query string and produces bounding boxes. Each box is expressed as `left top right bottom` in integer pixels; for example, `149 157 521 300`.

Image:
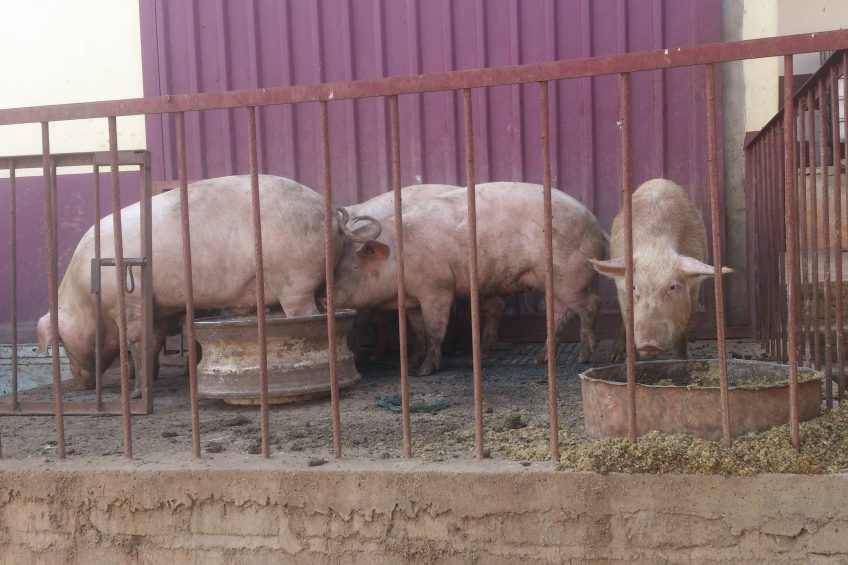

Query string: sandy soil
0 339 767 464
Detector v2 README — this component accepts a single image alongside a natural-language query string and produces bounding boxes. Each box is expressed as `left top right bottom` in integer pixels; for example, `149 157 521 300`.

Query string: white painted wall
0 1 145 174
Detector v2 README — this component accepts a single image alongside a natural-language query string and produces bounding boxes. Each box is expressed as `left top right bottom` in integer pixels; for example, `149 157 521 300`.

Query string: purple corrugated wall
138 0 724 336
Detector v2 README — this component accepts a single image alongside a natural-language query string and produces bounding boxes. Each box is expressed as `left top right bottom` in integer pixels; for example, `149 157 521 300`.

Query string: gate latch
91 257 147 294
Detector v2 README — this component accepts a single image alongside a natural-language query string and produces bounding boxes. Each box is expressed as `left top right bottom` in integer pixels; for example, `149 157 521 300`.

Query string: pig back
610 178 707 262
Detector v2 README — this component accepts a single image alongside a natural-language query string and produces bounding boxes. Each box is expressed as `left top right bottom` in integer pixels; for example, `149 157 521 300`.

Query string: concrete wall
1 460 847 563
0 0 145 176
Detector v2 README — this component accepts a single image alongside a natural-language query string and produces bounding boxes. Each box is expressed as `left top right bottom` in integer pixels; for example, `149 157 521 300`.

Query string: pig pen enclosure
2 25 848 482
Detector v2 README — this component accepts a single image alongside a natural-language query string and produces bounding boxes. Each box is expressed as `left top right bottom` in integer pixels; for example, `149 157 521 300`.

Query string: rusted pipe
9 162 17 411
108 116 133 458
320 100 343 459
783 55 800 449
809 90 822 371
706 64 732 447
389 95 412 458
176 112 201 458
619 73 637 444
818 77 834 408
463 88 485 459
540 81 560 461
247 106 271 458
41 122 65 459
829 67 845 402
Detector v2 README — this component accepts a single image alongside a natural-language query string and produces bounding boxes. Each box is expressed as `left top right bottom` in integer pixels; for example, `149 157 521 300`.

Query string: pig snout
636 341 664 360
635 320 673 359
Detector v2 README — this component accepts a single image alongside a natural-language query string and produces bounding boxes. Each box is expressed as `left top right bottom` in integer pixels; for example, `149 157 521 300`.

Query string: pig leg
416 293 454 376
532 307 575 364
480 297 506 356
575 293 601 363
278 291 320 317
407 308 428 369
610 320 626 363
369 309 390 362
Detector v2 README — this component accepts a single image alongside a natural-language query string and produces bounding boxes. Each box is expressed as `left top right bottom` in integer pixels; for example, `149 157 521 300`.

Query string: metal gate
0 150 154 416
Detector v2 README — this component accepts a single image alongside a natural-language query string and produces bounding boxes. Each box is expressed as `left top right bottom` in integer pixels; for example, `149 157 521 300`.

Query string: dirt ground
0 339 771 465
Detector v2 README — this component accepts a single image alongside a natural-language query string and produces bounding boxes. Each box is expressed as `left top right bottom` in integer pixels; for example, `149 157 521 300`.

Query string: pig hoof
578 350 590 363
130 388 142 400
416 364 434 377
532 350 547 365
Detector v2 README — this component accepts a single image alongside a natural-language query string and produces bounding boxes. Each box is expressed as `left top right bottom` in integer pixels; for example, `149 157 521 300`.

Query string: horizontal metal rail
0 31 846 126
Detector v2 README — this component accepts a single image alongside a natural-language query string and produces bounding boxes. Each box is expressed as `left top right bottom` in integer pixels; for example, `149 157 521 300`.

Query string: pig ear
356 240 391 261
589 257 626 278
676 255 734 279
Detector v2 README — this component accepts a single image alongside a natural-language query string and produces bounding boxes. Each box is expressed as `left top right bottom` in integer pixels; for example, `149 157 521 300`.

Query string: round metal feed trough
580 359 822 441
195 310 360 404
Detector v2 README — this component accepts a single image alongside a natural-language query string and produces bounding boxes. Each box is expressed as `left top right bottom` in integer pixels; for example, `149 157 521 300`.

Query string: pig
589 178 733 361
37 174 375 394
340 185 506 367
332 182 606 375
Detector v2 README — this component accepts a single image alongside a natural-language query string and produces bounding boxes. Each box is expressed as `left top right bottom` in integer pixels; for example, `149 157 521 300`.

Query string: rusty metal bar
540 81 560 461
2 33 848 127
778 121 788 362
706 64 732 447
247 106 271 458
809 90 822 371
41 122 65 458
830 67 845 400
798 100 810 367
176 112 201 458
619 73 637 444
463 88 485 459
93 165 103 411
9 162 17 412
320 100 342 459
764 131 775 357
108 117 133 458
0 150 148 171
758 140 771 349
842 52 848 401
389 95 412 458
783 55 800 449
792 101 805 366
819 77 834 408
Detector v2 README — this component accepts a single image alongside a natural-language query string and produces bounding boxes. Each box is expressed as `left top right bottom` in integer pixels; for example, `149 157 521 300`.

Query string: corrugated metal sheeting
139 0 723 331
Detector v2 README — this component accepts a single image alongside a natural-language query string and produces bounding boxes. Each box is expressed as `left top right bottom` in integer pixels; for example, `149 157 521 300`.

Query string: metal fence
746 49 848 426
2 30 848 461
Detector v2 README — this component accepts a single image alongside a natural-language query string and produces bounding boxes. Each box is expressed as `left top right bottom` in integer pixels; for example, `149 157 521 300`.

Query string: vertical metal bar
798 99 810 367
809 90 822 371
758 141 770 349
770 128 780 358
619 73 637 443
842 52 848 400
320 100 342 459
778 122 788 363
41 122 65 459
793 101 805 366
139 152 154 413
93 165 103 411
783 55 800 449
389 95 412 458
463 88 485 459
540 81 560 461
108 116 133 458
819 77 834 408
705 64 732 447
176 112 201 458
247 106 271 458
830 67 845 402
9 162 17 411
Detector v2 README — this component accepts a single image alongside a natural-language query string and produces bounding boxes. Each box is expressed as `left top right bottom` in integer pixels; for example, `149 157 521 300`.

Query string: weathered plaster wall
0 459 846 564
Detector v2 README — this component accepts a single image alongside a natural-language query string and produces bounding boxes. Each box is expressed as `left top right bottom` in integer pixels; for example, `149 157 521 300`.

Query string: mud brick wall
1 460 847 563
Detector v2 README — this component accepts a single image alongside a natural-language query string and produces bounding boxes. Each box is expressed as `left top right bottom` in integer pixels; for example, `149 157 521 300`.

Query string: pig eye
669 282 681 293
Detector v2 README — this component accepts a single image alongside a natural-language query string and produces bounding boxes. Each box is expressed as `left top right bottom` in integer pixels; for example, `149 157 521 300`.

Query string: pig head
590 178 732 360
